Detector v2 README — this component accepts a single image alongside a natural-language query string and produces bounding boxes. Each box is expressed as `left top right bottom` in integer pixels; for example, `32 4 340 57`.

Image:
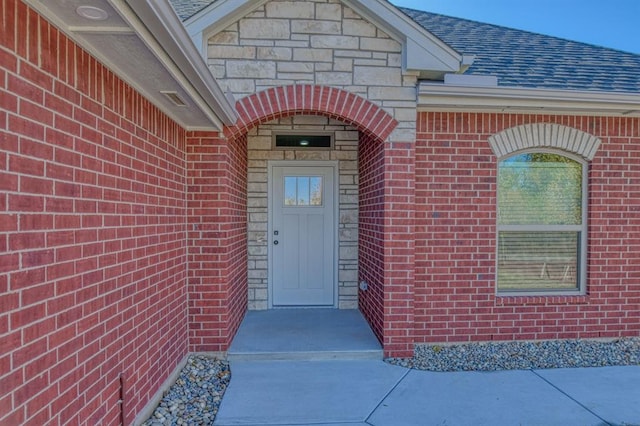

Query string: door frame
267 160 340 308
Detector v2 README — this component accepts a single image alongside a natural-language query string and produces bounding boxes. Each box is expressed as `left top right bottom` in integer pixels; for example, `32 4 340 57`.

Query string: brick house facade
2 0 639 424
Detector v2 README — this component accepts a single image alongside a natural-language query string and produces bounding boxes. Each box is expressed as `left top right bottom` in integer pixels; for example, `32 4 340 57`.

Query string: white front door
271 164 336 306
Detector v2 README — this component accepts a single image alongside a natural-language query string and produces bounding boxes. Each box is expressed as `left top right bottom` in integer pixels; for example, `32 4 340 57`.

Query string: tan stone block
335 49 371 58
208 64 225 79
315 62 333 72
240 19 290 39
316 3 342 20
223 79 256 95
278 73 314 81
360 37 401 52
311 35 359 49
257 47 292 60
277 62 314 73
266 1 314 19
339 228 358 241
339 300 358 309
340 209 358 224
343 19 376 37
292 20 341 34
294 151 331 160
339 160 357 170
208 45 256 59
249 151 285 160
368 86 416 101
209 31 238 45
293 48 333 62
227 60 276 78
247 182 268 193
339 175 355 185
316 72 352 85
388 53 402 67
354 66 401 86
340 245 358 260
353 59 387 67
247 135 272 150
343 6 360 20
333 58 353 72
331 150 357 160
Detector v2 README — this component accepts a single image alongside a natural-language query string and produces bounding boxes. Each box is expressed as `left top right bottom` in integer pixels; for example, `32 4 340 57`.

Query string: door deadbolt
273 240 279 245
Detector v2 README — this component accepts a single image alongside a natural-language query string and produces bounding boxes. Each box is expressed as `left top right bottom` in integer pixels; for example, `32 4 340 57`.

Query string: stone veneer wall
247 115 359 309
205 0 419 309
207 0 418 142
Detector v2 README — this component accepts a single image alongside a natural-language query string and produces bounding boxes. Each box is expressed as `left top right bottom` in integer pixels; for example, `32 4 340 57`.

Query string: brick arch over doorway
224 84 399 142
211 84 416 358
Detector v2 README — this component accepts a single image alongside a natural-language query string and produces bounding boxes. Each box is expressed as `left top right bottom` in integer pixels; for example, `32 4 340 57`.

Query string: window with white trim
497 151 587 294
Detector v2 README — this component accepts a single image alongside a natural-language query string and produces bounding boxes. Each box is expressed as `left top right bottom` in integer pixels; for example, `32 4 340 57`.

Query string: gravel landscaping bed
141 355 230 425
386 338 640 372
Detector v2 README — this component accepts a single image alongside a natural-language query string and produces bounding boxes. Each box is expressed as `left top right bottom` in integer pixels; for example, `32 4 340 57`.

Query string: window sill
495 294 589 306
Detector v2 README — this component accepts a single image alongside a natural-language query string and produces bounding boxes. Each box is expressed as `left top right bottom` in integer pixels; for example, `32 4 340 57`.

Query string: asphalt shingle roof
168 0 640 93
169 0 214 21
400 7 640 93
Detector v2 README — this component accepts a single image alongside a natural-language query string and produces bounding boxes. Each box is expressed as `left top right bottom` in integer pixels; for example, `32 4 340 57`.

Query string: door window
284 176 323 206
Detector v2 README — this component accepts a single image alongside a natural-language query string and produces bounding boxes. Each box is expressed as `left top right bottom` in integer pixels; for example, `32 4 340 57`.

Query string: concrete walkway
215 361 640 425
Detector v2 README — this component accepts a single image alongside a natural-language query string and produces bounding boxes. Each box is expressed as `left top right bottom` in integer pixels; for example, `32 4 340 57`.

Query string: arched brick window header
224 84 398 143
488 123 601 160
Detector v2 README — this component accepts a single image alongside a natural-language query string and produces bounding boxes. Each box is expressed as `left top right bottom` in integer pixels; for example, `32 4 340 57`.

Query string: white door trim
267 161 339 308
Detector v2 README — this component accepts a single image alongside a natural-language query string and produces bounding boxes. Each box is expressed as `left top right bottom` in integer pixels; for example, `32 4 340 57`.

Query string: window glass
498 153 582 225
497 153 584 293
283 176 322 206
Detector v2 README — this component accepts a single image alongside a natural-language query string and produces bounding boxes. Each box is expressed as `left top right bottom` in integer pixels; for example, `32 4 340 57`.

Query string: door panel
272 165 335 306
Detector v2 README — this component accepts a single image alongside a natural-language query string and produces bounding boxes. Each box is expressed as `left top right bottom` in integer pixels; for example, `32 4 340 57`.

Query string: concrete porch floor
227 309 383 361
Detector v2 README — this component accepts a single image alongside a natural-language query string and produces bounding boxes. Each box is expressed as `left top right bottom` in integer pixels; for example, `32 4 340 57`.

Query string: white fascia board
344 0 462 73
418 83 640 116
183 0 269 57
118 0 238 127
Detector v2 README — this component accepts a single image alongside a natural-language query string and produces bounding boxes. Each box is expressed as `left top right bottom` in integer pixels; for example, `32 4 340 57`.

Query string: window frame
496 148 588 296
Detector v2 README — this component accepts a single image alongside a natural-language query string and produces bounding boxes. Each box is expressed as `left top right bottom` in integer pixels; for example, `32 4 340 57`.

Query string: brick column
187 132 248 352
359 134 415 358
382 140 416 357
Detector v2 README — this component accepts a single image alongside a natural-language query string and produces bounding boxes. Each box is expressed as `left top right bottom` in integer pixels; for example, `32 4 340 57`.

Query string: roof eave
122 0 238 127
418 83 640 117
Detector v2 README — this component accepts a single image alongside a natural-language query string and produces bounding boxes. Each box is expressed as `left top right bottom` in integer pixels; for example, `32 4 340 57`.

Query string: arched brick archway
224 84 398 142
213 84 414 358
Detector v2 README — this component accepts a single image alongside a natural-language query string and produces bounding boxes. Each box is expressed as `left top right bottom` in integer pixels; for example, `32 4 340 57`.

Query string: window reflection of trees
284 176 323 206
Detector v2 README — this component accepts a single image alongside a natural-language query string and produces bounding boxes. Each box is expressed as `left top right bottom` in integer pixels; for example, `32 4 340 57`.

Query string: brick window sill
495 295 589 306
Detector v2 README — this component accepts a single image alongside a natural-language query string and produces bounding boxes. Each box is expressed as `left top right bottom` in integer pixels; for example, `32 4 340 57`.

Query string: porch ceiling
24 0 238 131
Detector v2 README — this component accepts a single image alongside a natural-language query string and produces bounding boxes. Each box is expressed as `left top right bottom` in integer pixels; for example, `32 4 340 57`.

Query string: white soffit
24 0 237 130
184 0 465 78
418 83 640 117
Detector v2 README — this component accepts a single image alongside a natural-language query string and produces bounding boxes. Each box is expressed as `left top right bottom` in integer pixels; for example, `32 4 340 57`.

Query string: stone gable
206 0 417 141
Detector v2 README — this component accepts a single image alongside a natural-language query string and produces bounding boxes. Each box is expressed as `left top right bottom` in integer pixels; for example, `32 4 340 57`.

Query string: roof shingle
400 7 640 93
169 0 214 21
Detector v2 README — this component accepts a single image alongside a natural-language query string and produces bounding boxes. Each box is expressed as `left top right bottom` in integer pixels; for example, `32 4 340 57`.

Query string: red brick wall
1 2 189 424
358 133 386 343
359 134 416 358
186 132 247 352
382 140 416 357
414 112 640 344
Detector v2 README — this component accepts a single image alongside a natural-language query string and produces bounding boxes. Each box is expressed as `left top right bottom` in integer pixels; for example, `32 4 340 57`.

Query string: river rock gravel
141 355 230 425
386 338 640 372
